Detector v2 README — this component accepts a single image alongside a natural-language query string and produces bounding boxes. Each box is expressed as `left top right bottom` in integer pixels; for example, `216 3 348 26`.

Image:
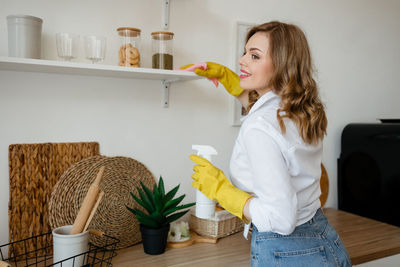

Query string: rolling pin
70 166 105 234
83 190 104 232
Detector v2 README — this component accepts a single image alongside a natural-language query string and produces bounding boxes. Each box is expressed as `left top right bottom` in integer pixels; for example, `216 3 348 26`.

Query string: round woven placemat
49 155 105 228
49 155 155 249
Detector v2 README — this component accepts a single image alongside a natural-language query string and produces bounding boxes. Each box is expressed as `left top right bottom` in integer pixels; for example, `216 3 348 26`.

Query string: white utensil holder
52 225 89 267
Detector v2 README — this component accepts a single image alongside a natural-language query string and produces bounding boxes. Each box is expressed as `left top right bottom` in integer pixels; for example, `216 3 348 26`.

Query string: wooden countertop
112 208 400 266
113 231 250 267
323 208 400 265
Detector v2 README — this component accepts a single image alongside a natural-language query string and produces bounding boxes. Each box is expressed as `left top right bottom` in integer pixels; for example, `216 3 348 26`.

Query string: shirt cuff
249 197 272 232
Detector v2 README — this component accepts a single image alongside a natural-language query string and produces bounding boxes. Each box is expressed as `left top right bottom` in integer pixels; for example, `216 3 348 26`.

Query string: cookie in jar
117 27 141 67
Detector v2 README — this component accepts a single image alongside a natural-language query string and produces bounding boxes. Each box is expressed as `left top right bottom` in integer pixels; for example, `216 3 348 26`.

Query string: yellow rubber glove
181 62 244 96
190 155 252 223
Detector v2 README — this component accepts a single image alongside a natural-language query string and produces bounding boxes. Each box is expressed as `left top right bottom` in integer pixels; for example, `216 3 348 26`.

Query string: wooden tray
167 231 217 248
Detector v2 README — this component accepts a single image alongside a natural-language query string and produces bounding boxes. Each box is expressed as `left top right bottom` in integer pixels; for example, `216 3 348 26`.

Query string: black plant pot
140 224 170 255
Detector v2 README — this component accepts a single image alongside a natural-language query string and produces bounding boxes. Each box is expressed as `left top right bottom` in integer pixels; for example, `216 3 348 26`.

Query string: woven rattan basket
189 208 244 238
49 155 155 249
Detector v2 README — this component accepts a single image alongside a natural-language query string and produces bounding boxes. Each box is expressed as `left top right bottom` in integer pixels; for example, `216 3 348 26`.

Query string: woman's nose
238 54 245 66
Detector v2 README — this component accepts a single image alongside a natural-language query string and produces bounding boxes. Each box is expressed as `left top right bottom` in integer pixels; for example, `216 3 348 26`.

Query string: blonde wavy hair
246 21 327 144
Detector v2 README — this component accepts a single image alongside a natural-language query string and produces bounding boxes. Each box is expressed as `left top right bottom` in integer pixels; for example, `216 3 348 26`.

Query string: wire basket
0 231 119 267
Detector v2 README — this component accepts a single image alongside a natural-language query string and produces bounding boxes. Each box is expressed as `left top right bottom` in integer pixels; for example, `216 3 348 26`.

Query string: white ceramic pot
52 225 89 267
7 15 43 59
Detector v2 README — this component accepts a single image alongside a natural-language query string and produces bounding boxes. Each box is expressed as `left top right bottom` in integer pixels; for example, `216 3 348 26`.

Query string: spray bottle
192 145 217 219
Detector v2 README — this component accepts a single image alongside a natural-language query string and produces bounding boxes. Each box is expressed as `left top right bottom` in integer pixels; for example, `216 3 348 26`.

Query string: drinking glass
56 33 79 61
84 35 106 63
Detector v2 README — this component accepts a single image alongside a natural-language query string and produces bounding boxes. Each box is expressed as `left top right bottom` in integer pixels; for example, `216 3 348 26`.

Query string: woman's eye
251 54 259 60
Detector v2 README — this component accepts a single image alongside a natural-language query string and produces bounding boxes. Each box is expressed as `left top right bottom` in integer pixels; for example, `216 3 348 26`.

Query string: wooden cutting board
8 142 99 256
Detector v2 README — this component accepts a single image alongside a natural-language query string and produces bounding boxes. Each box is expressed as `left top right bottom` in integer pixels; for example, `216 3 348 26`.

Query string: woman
187 21 351 266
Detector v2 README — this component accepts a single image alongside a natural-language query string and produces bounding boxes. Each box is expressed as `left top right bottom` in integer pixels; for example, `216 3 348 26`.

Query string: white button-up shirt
230 90 322 236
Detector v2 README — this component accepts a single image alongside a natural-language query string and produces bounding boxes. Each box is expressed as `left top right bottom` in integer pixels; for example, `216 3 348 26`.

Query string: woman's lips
240 69 250 79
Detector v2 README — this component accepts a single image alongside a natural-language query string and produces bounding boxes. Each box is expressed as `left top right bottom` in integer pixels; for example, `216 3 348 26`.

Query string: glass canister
151 31 174 70
117 27 141 67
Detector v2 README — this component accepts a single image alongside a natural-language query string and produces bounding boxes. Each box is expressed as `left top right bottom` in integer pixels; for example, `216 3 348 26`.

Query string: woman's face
238 32 274 95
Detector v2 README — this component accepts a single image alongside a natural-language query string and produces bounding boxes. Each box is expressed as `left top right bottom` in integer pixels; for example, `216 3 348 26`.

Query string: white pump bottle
192 145 217 219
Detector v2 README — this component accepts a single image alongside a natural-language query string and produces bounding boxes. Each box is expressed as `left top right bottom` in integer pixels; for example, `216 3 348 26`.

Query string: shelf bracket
162 0 170 30
162 80 170 108
162 78 184 107
161 0 171 107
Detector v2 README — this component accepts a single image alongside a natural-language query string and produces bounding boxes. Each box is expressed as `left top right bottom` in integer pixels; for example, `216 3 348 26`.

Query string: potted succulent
126 176 195 255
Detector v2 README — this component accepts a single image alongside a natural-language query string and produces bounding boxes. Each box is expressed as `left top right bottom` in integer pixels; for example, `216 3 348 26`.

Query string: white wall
0 0 399 263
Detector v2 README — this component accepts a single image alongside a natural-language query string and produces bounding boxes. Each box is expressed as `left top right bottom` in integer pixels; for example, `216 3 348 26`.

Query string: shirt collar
241 90 279 122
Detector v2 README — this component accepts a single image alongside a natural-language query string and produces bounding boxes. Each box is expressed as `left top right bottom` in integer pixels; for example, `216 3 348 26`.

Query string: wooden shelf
0 56 203 107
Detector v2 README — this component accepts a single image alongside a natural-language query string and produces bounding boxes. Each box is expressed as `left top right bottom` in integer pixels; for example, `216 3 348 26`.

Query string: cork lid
117 27 141 37
151 31 174 40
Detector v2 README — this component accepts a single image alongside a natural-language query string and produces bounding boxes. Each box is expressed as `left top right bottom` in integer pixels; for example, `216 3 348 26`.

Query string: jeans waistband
252 208 325 234
308 208 324 224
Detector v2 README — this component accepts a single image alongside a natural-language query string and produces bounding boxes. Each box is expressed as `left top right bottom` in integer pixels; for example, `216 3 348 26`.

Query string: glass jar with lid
117 27 141 67
151 31 174 70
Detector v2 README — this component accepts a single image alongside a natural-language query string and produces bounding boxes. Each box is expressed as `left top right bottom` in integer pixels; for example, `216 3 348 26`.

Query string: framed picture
231 21 255 126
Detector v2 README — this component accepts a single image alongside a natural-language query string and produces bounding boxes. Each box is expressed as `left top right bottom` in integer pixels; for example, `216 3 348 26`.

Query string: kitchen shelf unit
0 56 203 107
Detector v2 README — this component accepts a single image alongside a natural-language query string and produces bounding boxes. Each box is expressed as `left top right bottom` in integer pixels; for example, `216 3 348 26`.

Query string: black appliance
338 122 400 227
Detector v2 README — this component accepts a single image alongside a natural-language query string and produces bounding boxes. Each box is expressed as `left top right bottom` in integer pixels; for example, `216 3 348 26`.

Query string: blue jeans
251 209 351 267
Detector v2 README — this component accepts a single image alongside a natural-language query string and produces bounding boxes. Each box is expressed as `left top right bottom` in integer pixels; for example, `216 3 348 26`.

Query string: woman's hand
181 62 244 97
190 154 252 223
